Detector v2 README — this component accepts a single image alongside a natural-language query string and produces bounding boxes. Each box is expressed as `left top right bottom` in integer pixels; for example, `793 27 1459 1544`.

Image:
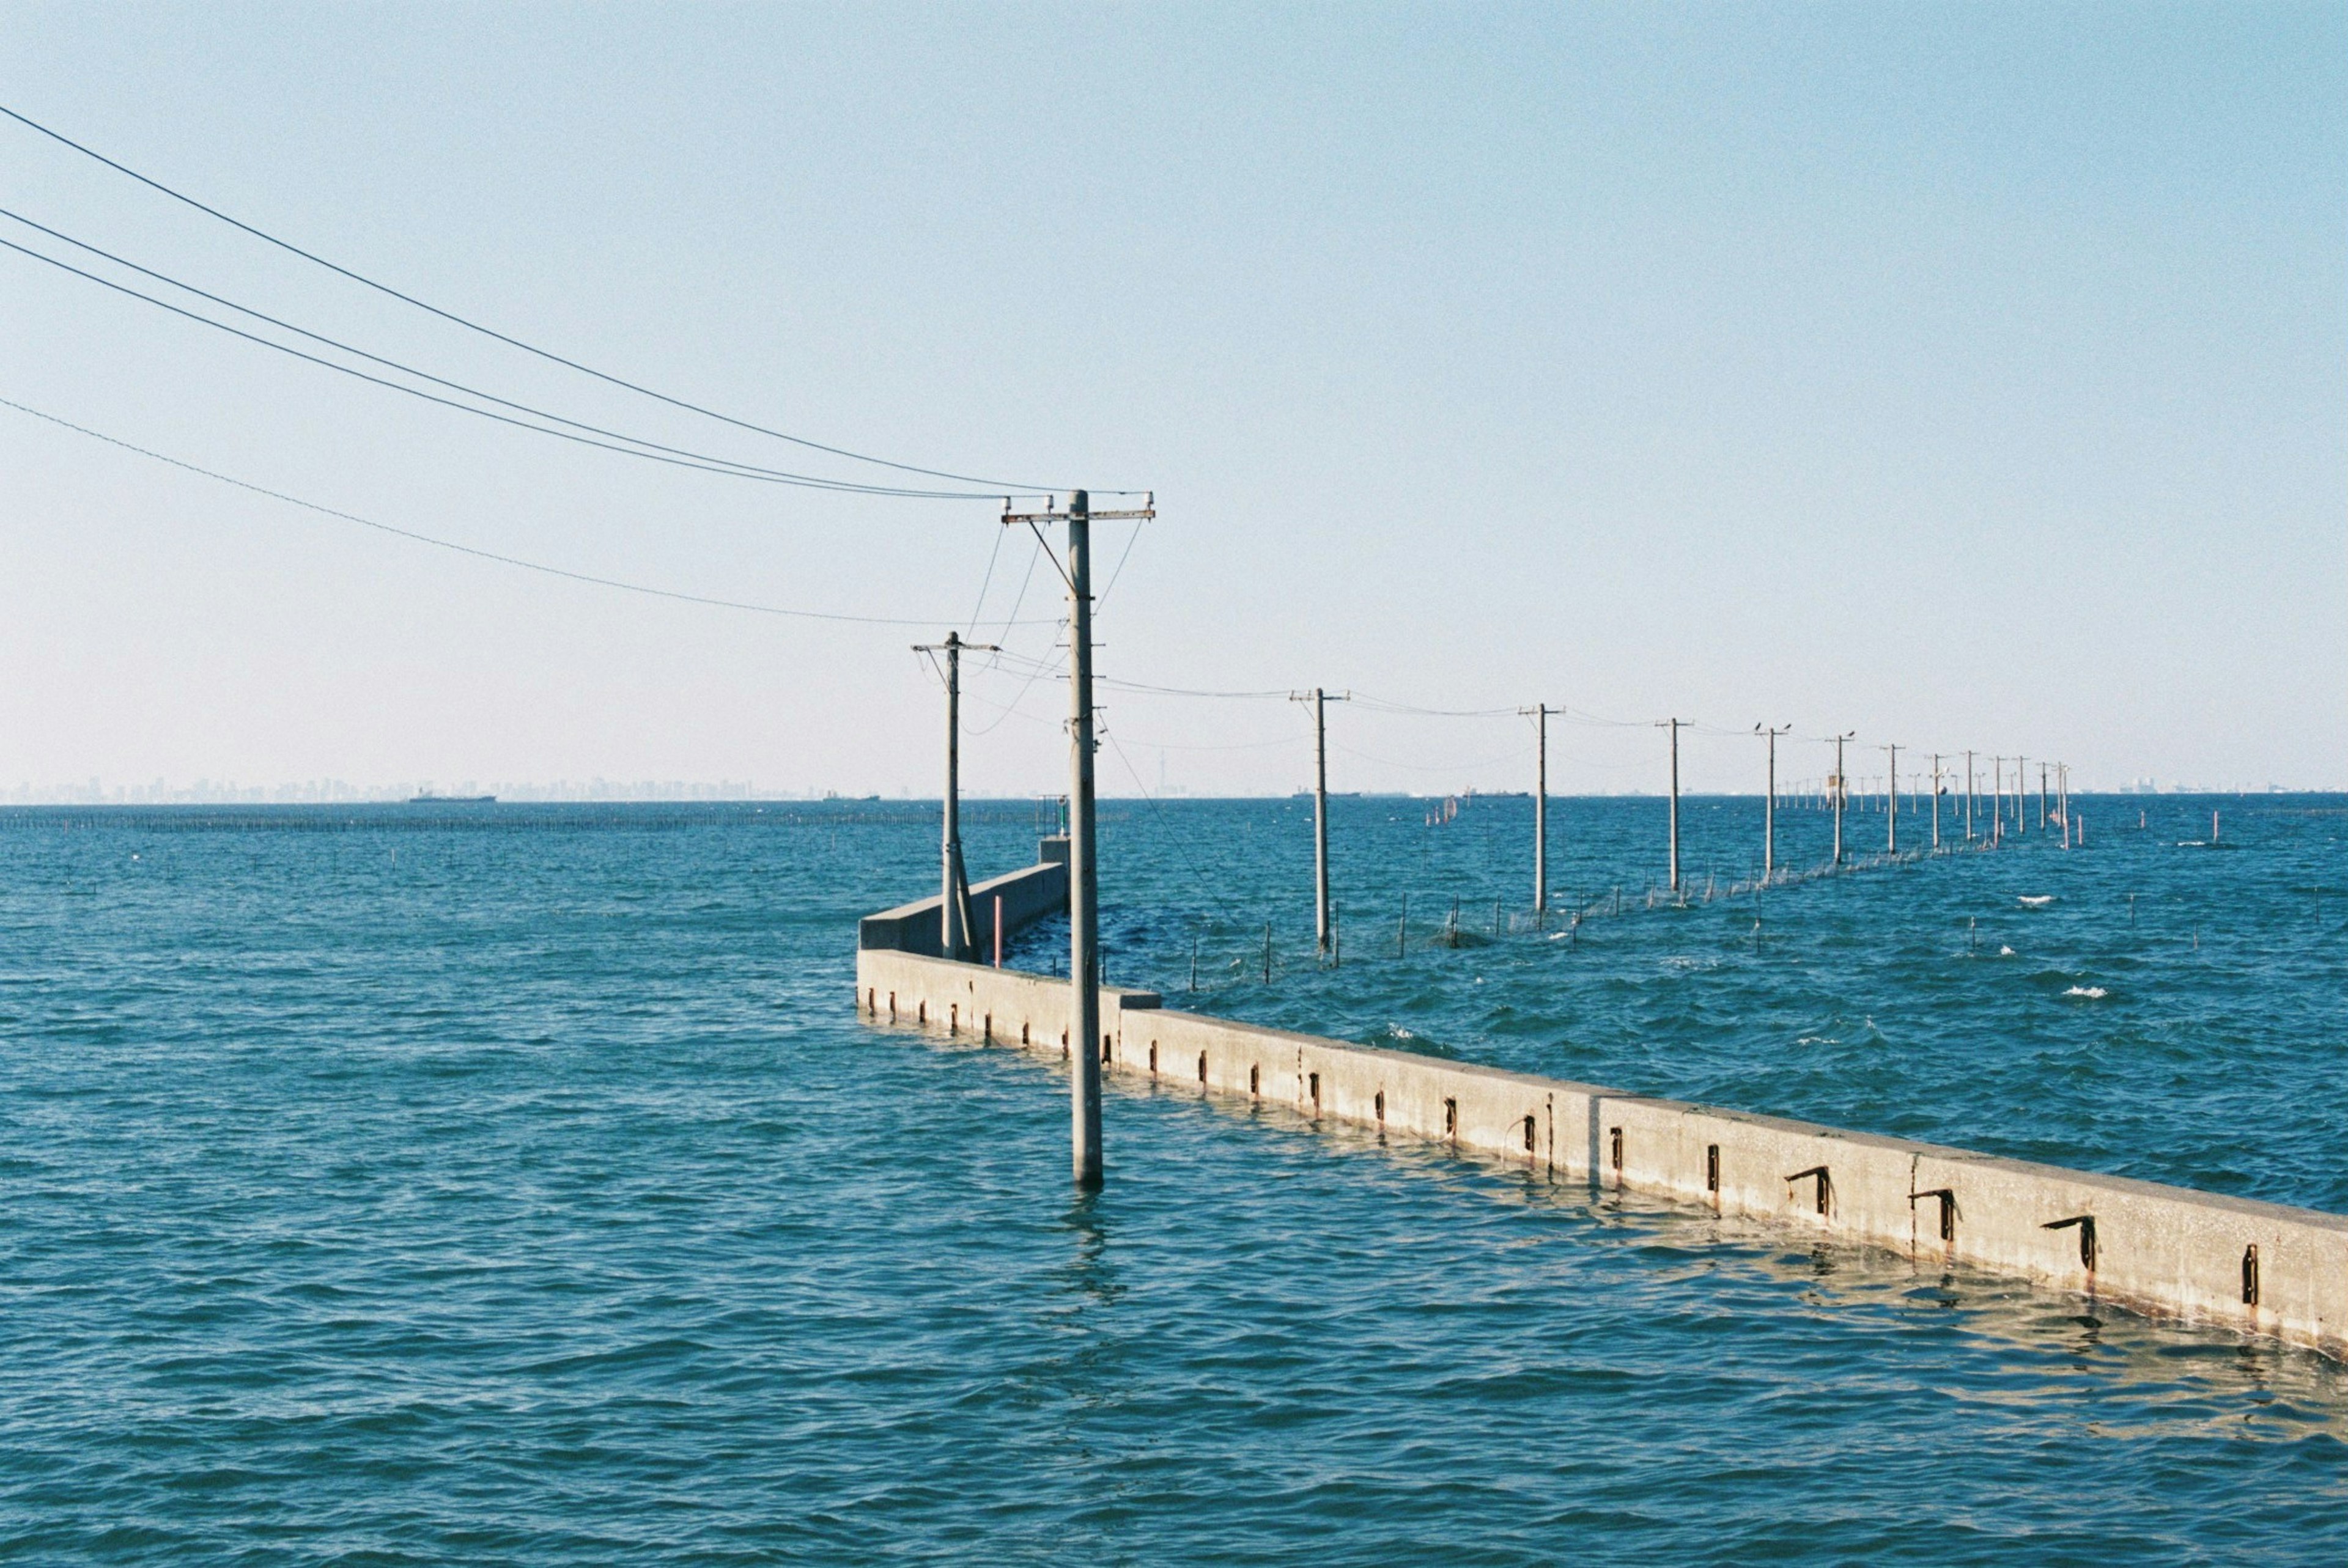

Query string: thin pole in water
1661 717 1684 893
1263 922 1272 982
1886 743 1899 857
1292 686 1351 959
1930 754 1943 851
1002 488 1152 1188
1832 732 1854 865
1065 494 1103 1187
916 628 998 960
1310 688 1332 955
1757 723 1789 883
1525 703 1556 922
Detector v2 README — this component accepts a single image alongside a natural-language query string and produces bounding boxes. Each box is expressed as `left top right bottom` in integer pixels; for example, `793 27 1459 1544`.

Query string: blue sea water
2 795 2344 1564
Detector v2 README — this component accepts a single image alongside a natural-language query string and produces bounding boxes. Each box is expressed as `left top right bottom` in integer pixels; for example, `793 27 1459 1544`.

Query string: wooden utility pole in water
1002 489 1153 1190
1063 493 1104 1188
1313 688 1330 954
1965 749 1976 842
915 630 999 960
1661 718 1684 893
1886 743 1899 857
1293 688 1346 956
1757 724 1789 882
1929 754 1943 850
1831 732 1853 864
1526 704 1558 919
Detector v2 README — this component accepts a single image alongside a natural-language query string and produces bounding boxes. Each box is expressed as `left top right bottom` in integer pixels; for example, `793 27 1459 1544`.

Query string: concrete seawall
857 837 1069 958
855 945 2348 1359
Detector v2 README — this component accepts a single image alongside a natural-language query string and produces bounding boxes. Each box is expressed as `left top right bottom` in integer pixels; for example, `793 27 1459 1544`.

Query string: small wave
2064 985 2108 999
2018 895 2054 908
1364 1025 1458 1059
1999 945 2015 956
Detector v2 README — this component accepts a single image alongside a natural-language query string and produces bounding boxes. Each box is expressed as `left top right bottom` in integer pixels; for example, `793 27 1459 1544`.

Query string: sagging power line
0 394 1060 627
0 100 1076 495
0 227 1008 500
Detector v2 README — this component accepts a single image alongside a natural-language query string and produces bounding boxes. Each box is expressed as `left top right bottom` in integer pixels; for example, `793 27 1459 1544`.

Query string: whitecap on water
2064 985 2109 999
1999 944 2016 956
2018 894 2054 908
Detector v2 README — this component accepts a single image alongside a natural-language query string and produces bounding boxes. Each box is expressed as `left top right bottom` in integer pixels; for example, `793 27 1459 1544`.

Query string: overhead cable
0 395 1055 627
0 209 1024 499
0 101 1057 493
0 232 1008 500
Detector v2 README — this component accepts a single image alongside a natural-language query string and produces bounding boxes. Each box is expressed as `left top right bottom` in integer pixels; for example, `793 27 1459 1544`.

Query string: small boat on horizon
410 793 497 804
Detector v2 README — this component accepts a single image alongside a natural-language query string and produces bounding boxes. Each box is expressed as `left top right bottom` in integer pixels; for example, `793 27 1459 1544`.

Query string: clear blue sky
2 2 2340 798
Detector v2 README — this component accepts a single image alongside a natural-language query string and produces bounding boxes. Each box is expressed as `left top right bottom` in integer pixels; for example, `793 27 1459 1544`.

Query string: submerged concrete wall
855 947 2348 1360
857 838 1069 957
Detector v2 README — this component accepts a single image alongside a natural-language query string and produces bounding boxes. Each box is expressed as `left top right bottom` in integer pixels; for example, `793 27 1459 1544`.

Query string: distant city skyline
4 4 2340 797
1 775 2323 807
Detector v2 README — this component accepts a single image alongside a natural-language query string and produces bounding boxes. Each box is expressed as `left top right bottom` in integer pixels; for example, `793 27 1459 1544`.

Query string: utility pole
914 629 999 960
2016 756 2028 834
1886 743 1899 857
1002 488 1154 1190
1831 732 1854 864
1757 724 1789 883
2039 762 2049 830
1524 704 1558 918
1293 687 1348 955
1929 753 1943 850
1659 718 1683 894
1990 756 2004 843
1965 749 1976 842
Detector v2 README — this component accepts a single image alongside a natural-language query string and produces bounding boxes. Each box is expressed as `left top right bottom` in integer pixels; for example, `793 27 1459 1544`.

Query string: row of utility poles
990 490 1154 1191
1285 704 2074 951
1794 752 2075 857
913 495 2069 1193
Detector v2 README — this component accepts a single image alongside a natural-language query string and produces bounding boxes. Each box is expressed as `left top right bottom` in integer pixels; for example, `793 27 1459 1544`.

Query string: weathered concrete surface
857 837 1069 957
854 946 2348 1359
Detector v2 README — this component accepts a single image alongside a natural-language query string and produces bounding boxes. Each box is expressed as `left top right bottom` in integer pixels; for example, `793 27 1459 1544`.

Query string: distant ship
409 793 497 804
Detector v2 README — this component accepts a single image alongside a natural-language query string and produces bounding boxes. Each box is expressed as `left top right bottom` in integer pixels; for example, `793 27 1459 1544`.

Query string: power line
1095 514 1147 608
1343 691 1520 719
964 522 1006 633
0 207 1021 500
0 231 1003 500
0 394 1056 627
0 100 1061 493
990 531 1046 646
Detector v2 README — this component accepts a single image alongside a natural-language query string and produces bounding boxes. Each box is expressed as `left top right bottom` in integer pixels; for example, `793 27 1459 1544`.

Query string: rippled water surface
4 796 2345 1564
